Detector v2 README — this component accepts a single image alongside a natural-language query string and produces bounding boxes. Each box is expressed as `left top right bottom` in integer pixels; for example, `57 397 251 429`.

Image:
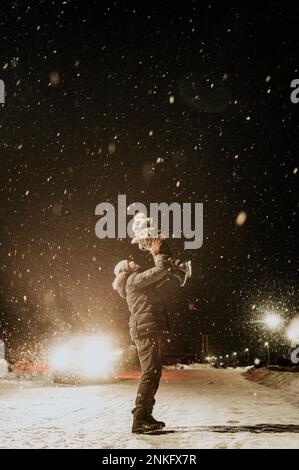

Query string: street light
286 317 299 346
251 311 283 365
264 341 270 365
263 312 283 330
244 347 250 364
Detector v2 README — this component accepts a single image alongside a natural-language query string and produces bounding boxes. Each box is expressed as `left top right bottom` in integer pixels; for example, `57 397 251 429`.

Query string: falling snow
0 1 297 385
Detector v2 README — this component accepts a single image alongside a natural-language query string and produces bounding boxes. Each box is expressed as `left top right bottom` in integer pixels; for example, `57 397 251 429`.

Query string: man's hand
151 238 163 256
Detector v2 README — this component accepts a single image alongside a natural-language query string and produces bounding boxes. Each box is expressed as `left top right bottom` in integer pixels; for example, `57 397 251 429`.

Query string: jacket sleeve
130 254 168 288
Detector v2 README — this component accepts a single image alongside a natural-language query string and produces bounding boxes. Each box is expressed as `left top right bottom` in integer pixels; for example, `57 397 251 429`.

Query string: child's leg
170 259 192 287
159 240 183 270
159 241 192 287
159 239 173 257
138 239 190 286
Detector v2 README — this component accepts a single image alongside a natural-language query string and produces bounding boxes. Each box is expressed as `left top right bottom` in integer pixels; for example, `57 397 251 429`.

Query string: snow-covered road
0 367 299 449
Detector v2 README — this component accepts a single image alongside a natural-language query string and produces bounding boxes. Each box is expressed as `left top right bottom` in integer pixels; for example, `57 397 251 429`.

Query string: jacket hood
112 271 130 299
113 259 129 276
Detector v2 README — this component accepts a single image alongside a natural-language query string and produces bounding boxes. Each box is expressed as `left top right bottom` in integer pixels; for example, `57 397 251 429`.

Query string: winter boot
132 418 163 434
173 260 192 287
144 414 166 428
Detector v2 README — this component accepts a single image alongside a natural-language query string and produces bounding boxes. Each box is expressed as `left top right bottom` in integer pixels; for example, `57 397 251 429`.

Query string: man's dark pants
132 336 162 419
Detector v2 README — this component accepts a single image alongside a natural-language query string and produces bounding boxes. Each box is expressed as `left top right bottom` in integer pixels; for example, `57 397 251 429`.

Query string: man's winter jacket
116 254 169 340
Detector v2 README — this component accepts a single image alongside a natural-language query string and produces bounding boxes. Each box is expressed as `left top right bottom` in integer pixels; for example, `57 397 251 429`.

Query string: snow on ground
164 362 214 370
0 367 299 449
244 367 299 399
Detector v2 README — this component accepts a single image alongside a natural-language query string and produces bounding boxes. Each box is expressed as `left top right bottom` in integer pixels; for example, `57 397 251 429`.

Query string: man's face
128 261 140 271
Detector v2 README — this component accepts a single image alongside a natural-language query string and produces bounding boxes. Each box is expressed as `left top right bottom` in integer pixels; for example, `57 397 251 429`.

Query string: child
131 212 192 287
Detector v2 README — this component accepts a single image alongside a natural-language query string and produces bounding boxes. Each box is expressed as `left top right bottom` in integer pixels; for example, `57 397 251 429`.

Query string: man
113 238 189 433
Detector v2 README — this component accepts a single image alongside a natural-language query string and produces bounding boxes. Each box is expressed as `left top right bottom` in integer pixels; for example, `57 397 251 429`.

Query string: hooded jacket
114 254 169 340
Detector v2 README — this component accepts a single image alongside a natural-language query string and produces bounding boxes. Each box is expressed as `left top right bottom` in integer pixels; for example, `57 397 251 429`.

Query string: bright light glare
48 335 122 380
263 312 282 329
286 317 299 341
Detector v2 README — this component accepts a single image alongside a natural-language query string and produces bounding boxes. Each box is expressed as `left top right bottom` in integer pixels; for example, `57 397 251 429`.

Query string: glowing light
235 211 247 226
263 312 283 329
286 317 299 342
49 70 60 87
48 334 122 381
264 342 269 347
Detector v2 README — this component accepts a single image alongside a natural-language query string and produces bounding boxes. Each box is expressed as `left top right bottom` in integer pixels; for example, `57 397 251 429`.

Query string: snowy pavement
0 367 299 449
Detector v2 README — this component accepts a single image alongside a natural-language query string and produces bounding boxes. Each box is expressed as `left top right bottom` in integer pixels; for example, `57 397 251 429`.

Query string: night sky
0 1 298 362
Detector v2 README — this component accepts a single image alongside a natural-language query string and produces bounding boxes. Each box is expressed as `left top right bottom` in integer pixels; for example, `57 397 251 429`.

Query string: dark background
0 0 298 362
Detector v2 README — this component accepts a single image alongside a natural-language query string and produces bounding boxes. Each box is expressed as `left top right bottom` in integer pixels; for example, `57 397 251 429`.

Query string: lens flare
48 334 122 381
263 312 283 329
286 316 299 342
